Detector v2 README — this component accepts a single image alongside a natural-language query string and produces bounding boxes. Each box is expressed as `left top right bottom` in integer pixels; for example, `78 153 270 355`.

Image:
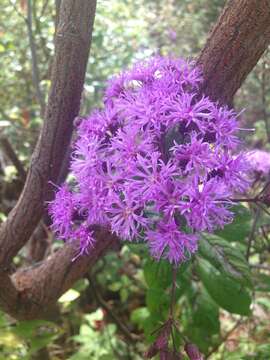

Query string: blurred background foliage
0 0 270 359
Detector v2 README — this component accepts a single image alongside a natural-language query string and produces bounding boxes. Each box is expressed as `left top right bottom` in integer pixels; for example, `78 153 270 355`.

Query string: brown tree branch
0 228 117 320
197 0 270 105
1 0 270 321
0 0 97 270
0 136 27 181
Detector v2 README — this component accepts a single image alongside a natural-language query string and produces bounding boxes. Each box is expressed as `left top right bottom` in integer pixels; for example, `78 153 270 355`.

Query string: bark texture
0 0 96 269
1 228 117 320
0 0 270 320
197 0 270 105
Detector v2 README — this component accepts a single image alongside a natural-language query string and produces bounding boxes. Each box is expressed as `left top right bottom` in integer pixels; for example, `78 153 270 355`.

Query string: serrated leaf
199 234 252 288
197 258 251 315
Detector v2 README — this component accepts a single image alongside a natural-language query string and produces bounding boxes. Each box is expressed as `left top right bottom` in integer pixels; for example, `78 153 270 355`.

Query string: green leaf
146 288 170 315
130 307 149 329
215 205 251 242
144 258 172 289
199 235 252 288
192 290 220 335
197 258 252 315
29 333 58 354
13 320 56 339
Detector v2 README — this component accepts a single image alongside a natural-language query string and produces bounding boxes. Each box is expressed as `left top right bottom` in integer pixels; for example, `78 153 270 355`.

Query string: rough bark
0 0 97 269
1 0 270 320
197 0 270 105
1 228 117 320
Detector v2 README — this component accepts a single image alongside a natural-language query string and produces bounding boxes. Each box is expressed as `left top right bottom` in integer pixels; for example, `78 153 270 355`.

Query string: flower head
49 56 250 264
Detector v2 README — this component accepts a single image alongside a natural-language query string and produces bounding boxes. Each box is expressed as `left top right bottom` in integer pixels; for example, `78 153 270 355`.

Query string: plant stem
169 266 178 319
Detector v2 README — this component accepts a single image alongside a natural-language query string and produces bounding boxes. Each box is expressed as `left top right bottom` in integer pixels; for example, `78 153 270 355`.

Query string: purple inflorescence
48 56 250 264
246 149 270 177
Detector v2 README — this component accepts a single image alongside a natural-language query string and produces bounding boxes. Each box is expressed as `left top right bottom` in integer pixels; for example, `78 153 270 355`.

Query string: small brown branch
206 319 243 359
26 0 46 116
87 273 140 343
230 197 258 203
251 264 270 271
261 54 270 142
39 0 50 19
8 0 27 22
0 136 27 181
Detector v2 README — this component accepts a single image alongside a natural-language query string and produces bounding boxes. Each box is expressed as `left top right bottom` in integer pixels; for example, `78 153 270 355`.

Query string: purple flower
49 56 250 264
163 93 212 130
246 149 270 176
72 224 95 261
171 132 213 174
48 184 74 239
129 153 177 201
110 125 156 167
212 151 250 192
168 29 177 41
180 177 233 232
105 190 149 241
147 219 198 264
71 136 105 181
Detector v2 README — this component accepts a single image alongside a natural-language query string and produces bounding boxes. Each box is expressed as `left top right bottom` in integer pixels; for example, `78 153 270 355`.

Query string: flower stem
170 266 178 319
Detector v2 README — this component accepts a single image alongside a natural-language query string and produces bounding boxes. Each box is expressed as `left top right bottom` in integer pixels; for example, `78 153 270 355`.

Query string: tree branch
0 0 97 269
197 0 270 105
0 227 117 320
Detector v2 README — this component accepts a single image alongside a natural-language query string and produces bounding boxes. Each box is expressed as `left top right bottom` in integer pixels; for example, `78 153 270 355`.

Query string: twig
261 54 270 142
230 197 258 203
7 0 27 22
251 264 270 271
255 202 270 218
87 274 140 343
205 319 243 359
39 0 50 19
0 136 27 181
27 0 46 116
258 177 270 197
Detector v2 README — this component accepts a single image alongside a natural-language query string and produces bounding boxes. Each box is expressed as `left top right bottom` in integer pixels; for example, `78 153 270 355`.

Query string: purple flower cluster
246 149 270 177
49 56 250 264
